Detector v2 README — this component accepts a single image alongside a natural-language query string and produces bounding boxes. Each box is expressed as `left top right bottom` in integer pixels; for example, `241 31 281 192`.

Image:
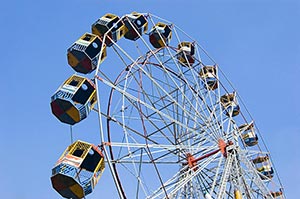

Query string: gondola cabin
123 12 148 41
270 189 283 198
92 13 126 47
199 65 218 90
149 22 172 48
177 42 195 67
50 75 97 125
67 33 107 74
239 122 258 147
220 92 240 117
252 155 274 179
51 140 105 199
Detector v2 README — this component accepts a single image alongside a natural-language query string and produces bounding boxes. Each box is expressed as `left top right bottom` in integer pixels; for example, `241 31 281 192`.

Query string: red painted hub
185 139 232 171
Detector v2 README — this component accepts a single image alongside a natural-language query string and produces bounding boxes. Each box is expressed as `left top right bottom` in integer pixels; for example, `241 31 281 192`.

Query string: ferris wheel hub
185 139 233 171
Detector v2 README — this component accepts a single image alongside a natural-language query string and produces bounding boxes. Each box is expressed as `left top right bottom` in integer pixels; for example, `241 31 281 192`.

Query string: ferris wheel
49 12 285 199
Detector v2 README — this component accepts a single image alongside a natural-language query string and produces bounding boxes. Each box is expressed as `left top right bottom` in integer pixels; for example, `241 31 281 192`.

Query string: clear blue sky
0 0 299 198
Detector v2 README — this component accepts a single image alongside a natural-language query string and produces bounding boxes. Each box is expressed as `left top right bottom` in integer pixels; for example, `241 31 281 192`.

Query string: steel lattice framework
51 12 285 199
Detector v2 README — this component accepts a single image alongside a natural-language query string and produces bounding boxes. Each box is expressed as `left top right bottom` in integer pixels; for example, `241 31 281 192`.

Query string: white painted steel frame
91 13 284 199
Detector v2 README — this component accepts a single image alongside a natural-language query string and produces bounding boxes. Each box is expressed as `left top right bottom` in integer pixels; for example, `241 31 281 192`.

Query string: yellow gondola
51 140 105 199
92 13 126 46
177 41 195 67
50 74 97 125
220 92 240 117
239 122 258 146
252 155 274 179
67 33 106 74
271 189 283 198
149 22 172 48
123 12 148 41
199 65 218 90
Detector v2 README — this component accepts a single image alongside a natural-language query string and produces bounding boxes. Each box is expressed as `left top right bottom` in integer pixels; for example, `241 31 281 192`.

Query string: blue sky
0 0 299 198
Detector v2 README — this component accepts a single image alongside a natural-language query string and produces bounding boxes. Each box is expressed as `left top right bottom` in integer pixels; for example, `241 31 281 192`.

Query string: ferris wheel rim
104 46 237 198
